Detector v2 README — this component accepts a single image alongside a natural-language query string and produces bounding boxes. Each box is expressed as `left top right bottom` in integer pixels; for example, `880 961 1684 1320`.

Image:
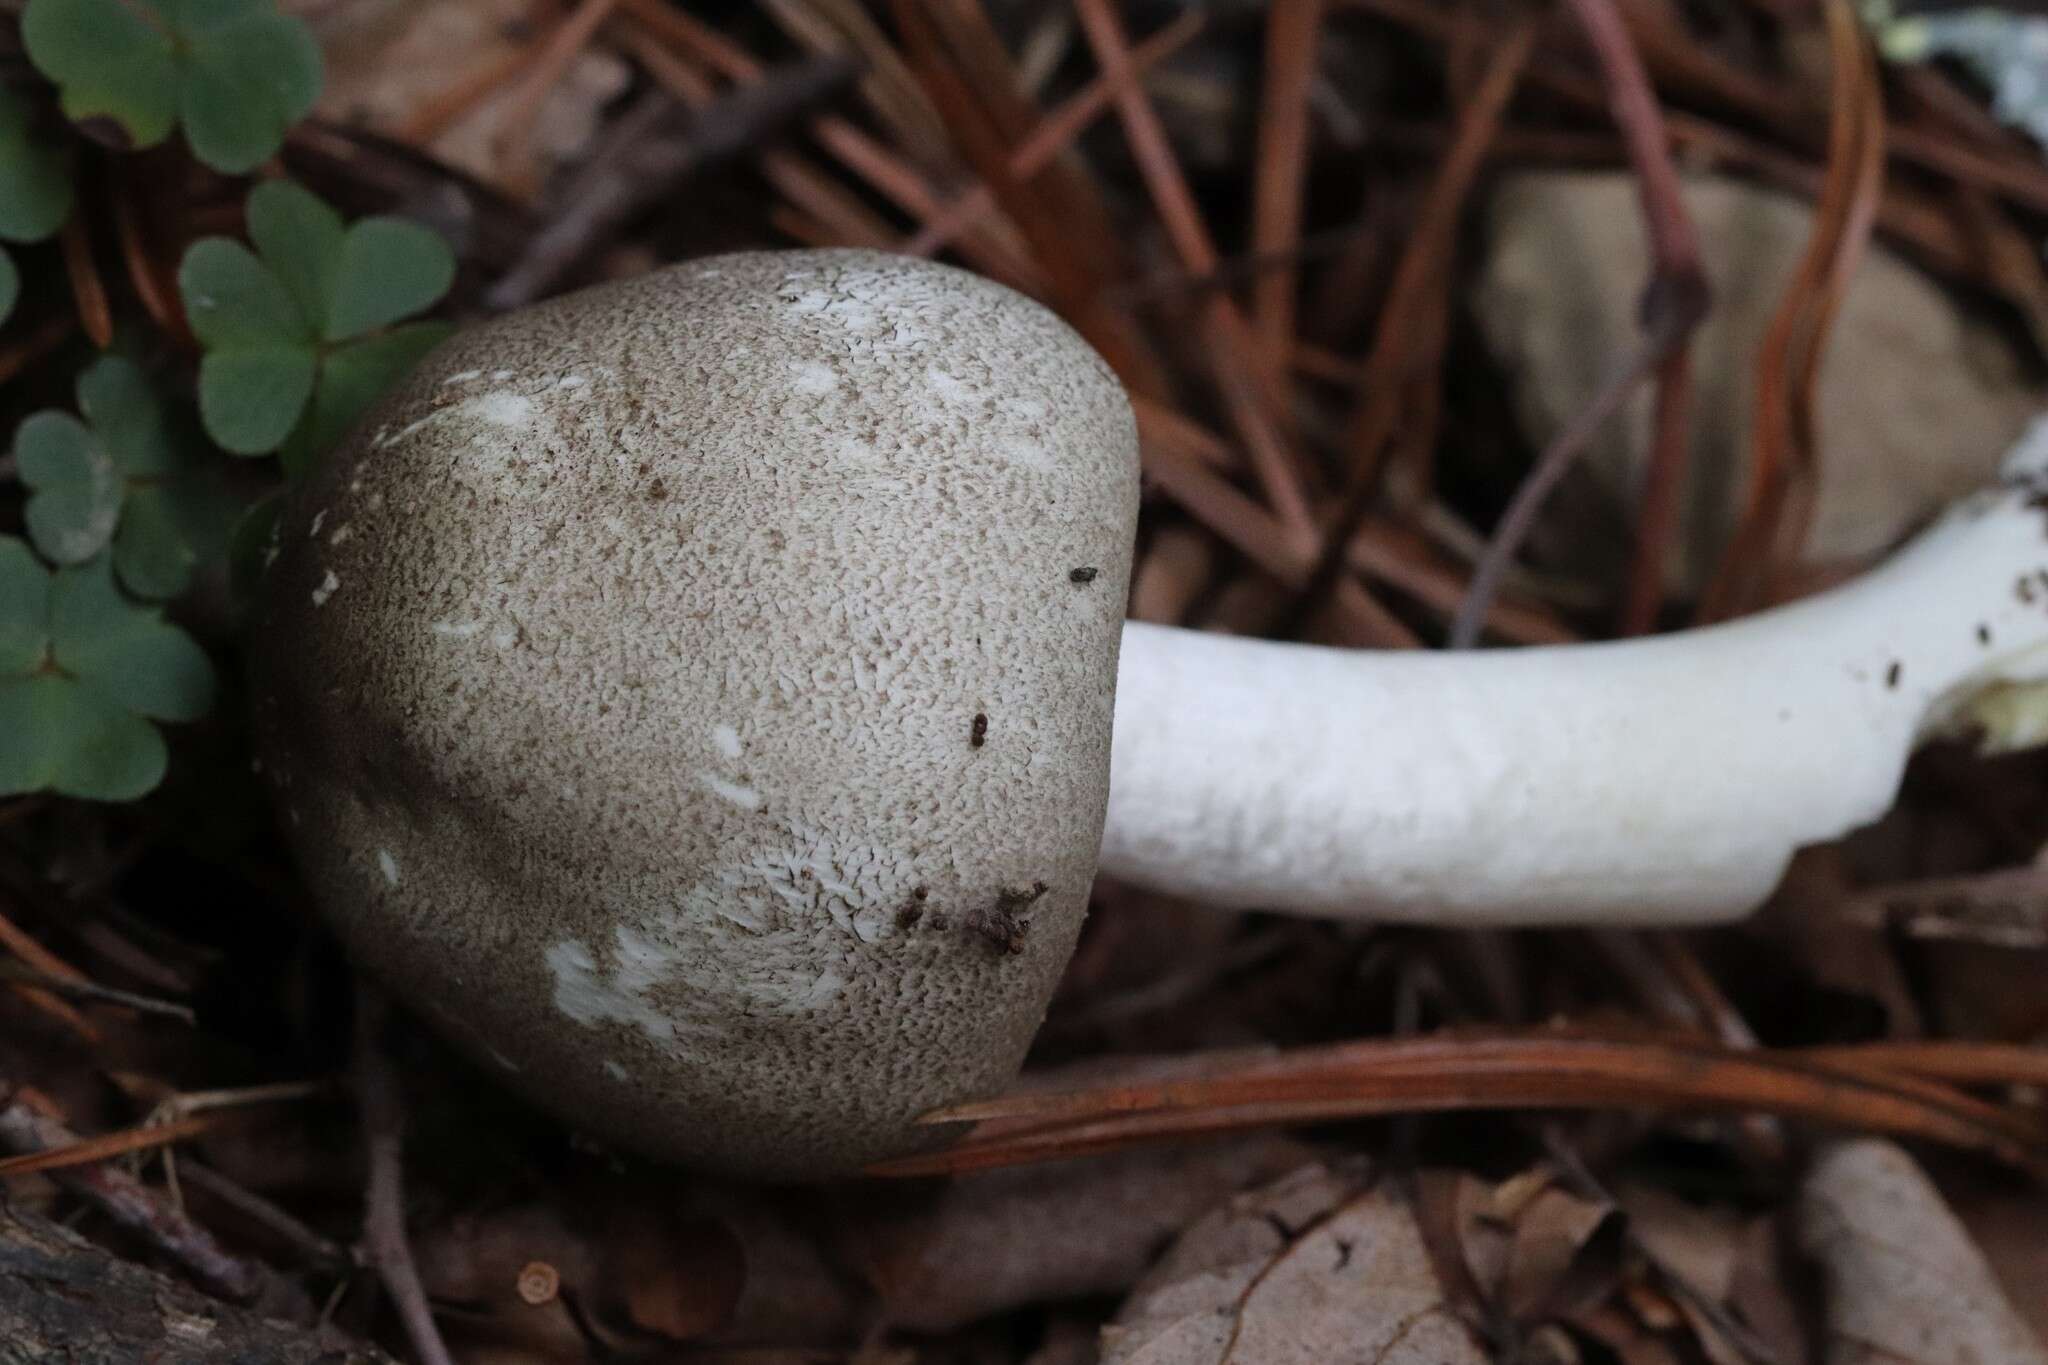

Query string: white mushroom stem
1101 433 2048 926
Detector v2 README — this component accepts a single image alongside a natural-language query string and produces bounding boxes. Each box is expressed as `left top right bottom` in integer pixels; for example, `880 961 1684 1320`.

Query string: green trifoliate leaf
0 539 52 676
0 674 166 800
49 555 214 722
115 481 239 601
78 351 181 473
181 181 454 472
17 412 121 564
0 86 73 244
325 218 457 342
180 237 312 349
198 345 319 455
21 0 177 152
22 0 318 173
177 0 322 174
277 322 451 479
0 541 209 801
246 179 344 334
15 358 235 596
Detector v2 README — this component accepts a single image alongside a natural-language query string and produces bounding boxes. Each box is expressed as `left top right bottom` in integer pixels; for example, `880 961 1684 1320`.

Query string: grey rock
1476 170 2043 591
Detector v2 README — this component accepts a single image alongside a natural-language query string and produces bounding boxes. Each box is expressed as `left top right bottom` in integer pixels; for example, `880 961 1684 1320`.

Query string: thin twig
170 1079 334 1118
0 959 195 1024
0 314 77 387
180 1160 357 1274
903 9 1203 258
1296 14 1536 630
1836 863 2048 948
1072 0 1316 533
1250 0 1326 354
0 897 102 1042
0 1088 278 1304
58 212 112 349
873 1029 2048 1177
111 178 187 345
354 983 455 1365
0 1112 219 1177
1451 0 1709 646
1554 0 1712 637
488 54 860 308
1699 0 1884 619
491 0 625 196
1448 330 1672 647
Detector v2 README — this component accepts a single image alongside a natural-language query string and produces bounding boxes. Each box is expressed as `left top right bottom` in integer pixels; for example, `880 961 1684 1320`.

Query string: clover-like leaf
0 539 50 676
22 0 319 174
0 676 166 802
50 555 214 721
0 541 213 801
16 411 121 563
0 85 76 244
116 480 240 601
325 218 456 341
181 236 309 347
247 178 343 332
14 356 237 598
180 181 454 476
278 322 452 479
198 344 319 454
0 85 75 325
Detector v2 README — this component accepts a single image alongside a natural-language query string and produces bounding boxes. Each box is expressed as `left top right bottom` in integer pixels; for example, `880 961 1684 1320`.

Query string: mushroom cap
251 250 1139 1176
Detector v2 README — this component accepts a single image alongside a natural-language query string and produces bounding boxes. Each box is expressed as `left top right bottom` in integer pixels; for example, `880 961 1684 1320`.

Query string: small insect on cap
250 250 1141 1176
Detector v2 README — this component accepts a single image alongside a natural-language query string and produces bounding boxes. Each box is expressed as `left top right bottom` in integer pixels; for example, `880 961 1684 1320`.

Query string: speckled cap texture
250 250 1140 1177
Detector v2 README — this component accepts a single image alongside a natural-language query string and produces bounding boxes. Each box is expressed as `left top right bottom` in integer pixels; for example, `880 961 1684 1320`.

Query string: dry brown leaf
1799 1139 2048 1365
1618 1180 1808 1365
1460 1166 1619 1320
838 1135 1313 1333
1101 1163 1489 1364
1573 1301 1690 1365
1616 1181 1741 1302
1475 171 2042 594
314 0 629 195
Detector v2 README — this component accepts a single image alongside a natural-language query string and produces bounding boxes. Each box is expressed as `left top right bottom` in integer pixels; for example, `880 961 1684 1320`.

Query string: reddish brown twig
869 1030 2048 1177
58 213 112 349
903 10 1204 259
1071 0 1316 533
0 898 101 1042
400 42 548 146
1250 0 1326 354
0 961 193 1024
112 177 188 345
0 1112 220 1177
1698 0 1885 620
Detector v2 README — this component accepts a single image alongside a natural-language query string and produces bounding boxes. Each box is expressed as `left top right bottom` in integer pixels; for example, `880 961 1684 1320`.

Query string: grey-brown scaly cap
250 250 1140 1177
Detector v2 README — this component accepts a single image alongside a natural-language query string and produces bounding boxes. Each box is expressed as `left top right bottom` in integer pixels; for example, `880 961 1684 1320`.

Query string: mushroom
254 249 2048 1176
1105 453 2048 923
253 250 1137 1176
